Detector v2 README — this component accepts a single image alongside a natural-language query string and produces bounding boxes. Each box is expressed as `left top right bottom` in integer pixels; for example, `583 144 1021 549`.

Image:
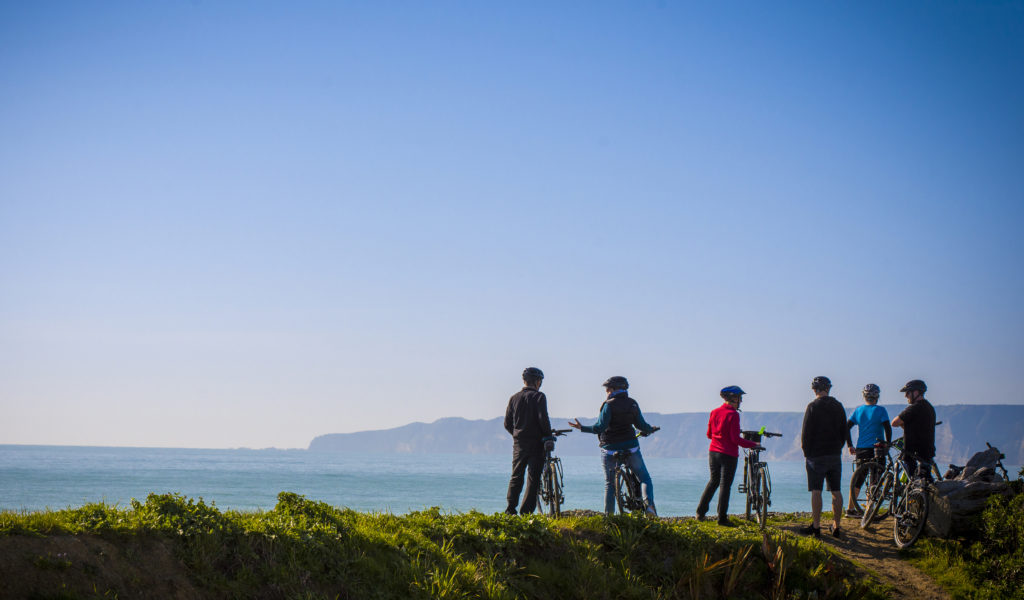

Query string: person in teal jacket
569 376 658 515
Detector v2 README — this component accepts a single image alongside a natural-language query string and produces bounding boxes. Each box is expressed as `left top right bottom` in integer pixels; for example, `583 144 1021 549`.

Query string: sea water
3 445 1011 516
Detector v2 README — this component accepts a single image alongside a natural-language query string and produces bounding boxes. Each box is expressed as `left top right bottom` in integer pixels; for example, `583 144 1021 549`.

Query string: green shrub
909 487 1024 599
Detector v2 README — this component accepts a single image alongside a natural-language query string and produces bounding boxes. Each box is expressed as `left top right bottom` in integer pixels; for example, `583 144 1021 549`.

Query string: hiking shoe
844 508 863 518
696 513 707 522
830 524 842 539
717 519 736 527
800 524 821 538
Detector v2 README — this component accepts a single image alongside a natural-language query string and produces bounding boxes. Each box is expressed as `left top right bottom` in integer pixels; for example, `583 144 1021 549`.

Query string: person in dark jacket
569 376 658 516
891 379 936 481
800 376 851 538
696 386 761 526
503 367 554 515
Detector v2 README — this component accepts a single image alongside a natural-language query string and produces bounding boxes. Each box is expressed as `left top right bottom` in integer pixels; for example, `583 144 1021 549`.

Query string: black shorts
806 455 842 492
853 448 875 463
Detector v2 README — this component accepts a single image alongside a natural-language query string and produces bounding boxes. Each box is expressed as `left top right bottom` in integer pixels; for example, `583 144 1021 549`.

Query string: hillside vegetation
0 492 881 600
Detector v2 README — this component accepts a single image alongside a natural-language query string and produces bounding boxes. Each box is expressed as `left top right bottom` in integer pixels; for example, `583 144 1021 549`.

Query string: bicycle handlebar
637 426 660 438
742 430 782 438
551 429 572 436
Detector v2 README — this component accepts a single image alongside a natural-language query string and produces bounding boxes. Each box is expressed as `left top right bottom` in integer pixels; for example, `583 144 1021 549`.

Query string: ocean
3 445 1008 516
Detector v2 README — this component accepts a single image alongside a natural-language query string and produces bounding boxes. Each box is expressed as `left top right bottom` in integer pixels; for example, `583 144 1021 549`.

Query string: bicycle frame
537 429 571 517
739 429 781 527
611 426 660 515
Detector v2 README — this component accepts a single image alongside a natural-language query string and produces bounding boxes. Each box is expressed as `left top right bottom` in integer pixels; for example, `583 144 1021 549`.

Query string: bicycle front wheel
861 470 893 529
757 467 770 527
894 487 928 549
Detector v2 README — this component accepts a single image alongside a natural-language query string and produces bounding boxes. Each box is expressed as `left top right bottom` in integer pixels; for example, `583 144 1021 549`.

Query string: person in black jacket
800 376 851 538
503 367 554 515
891 379 937 481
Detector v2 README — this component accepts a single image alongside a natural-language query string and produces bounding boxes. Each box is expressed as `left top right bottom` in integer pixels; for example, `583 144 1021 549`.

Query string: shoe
800 524 821 538
844 508 863 518
646 507 658 517
696 513 707 522
830 524 842 538
504 508 517 516
717 519 736 527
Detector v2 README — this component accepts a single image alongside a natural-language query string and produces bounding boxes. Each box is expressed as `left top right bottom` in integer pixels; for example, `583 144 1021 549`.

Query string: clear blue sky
2 1 1022 448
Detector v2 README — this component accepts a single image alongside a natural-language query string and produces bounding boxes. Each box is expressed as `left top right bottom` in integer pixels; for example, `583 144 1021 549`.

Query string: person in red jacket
695 386 761 526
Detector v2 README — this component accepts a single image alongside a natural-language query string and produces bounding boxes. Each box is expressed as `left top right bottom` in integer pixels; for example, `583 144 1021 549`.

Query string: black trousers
506 442 545 514
696 451 738 522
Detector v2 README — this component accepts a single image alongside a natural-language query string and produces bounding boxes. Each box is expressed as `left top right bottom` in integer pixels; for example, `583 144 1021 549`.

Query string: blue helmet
720 386 745 398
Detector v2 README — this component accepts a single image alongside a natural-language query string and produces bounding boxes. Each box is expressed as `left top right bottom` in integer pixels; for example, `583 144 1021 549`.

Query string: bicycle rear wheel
850 462 883 514
894 487 928 548
614 468 629 514
744 464 755 522
756 467 770 527
861 470 893 528
548 464 561 517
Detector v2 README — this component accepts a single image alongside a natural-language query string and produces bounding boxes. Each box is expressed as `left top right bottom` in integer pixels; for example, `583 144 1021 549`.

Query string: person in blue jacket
569 376 658 516
845 383 891 517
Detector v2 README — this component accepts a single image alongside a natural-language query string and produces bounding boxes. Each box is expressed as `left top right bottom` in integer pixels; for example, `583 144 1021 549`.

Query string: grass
0 492 885 600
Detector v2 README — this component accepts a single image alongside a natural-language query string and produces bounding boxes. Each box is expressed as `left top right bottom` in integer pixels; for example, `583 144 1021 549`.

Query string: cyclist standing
503 367 555 515
891 379 936 481
569 376 658 516
695 386 761 526
845 383 891 517
800 376 851 538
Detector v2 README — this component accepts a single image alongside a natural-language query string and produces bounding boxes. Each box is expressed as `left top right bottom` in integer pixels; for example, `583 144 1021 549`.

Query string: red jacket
707 403 759 457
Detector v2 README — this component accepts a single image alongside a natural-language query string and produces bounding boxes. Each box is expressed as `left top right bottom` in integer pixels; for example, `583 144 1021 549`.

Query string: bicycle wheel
850 462 883 513
548 464 561 517
757 466 770 524
861 470 893 529
744 463 755 522
536 463 551 515
894 487 928 548
614 468 629 514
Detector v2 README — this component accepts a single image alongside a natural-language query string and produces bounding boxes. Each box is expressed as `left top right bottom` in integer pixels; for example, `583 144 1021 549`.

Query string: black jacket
801 395 851 458
504 387 553 445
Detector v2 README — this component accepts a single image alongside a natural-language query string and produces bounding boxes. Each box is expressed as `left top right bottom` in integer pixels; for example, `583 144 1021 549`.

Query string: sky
1 1 1022 449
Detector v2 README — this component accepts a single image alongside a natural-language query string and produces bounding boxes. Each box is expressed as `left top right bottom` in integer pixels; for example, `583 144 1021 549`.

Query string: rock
925 447 1011 538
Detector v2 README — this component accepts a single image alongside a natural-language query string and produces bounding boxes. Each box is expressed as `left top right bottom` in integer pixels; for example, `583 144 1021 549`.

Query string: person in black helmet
569 376 658 516
503 367 555 515
800 376 851 538
891 379 936 481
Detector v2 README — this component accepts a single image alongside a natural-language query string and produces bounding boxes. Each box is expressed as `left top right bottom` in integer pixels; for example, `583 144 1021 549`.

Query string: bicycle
738 428 783 527
850 422 944 517
612 426 660 515
858 436 933 548
537 428 571 517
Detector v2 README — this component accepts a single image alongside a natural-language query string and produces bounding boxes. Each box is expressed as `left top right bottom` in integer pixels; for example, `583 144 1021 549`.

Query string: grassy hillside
0 492 882 600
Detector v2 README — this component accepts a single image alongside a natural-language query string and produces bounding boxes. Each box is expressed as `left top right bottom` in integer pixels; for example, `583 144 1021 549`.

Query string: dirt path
778 516 951 600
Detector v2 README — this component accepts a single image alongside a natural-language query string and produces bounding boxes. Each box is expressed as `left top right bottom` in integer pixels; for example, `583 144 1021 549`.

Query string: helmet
900 379 927 393
720 386 745 398
522 367 544 381
602 376 629 390
862 383 881 399
811 376 832 391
